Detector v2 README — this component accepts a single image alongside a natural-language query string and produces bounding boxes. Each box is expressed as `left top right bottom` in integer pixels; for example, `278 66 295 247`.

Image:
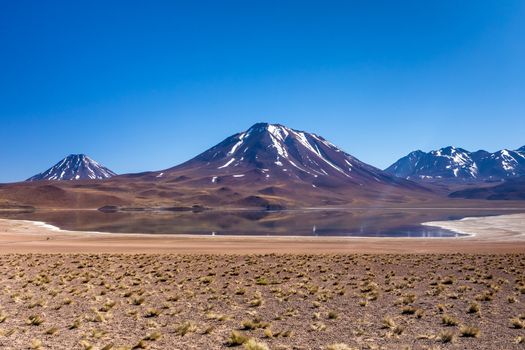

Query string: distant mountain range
385 146 525 182
4 123 523 208
27 154 116 181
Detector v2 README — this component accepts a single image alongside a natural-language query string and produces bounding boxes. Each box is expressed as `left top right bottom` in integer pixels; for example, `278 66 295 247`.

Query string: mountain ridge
386 146 525 181
27 154 116 181
145 122 425 192
3 123 524 209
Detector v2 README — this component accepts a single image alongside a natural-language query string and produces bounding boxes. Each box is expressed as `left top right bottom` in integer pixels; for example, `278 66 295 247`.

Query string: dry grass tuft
510 317 525 329
174 321 197 336
226 330 249 346
30 339 43 349
326 344 358 350
26 314 44 326
442 314 459 326
243 338 270 350
438 330 455 343
460 325 480 338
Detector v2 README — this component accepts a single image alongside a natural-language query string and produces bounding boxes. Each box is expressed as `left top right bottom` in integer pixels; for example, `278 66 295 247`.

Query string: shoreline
422 213 525 241
1 214 525 254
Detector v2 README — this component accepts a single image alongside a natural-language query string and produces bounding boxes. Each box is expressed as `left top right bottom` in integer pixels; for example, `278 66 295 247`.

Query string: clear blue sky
1 1 524 182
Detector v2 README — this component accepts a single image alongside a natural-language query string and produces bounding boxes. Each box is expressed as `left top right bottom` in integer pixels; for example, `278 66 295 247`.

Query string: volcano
27 154 116 181
147 122 423 192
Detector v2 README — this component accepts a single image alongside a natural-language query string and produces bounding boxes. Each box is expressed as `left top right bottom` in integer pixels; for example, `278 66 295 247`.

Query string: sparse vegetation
467 302 480 314
460 325 481 338
243 338 269 350
174 321 197 336
442 314 459 326
26 314 44 326
439 330 455 343
510 317 525 329
226 330 249 346
326 344 358 350
0 253 521 349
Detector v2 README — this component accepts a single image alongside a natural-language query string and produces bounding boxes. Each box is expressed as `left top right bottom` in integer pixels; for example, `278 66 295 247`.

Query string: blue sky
0 1 524 182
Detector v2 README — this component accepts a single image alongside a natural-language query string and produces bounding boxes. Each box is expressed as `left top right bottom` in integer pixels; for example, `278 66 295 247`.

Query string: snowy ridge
386 146 525 181
165 122 410 189
27 154 116 181
200 123 360 180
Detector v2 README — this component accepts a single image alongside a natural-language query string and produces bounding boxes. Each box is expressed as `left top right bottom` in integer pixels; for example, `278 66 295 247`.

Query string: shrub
460 325 480 338
226 331 249 346
467 302 480 314
174 321 197 336
26 315 44 326
326 344 358 350
243 338 269 350
442 314 459 326
510 317 525 329
438 330 455 343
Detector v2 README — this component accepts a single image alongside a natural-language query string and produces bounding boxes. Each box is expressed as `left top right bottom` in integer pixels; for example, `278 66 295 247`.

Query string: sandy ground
1 253 524 350
1 214 525 254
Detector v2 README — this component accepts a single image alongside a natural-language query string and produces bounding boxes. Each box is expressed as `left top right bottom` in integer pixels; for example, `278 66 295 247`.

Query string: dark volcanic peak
27 154 116 181
386 146 525 181
160 122 415 189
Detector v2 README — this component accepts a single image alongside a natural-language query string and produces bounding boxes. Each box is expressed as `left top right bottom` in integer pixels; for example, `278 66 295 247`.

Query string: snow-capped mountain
27 154 116 181
154 122 421 190
386 146 525 181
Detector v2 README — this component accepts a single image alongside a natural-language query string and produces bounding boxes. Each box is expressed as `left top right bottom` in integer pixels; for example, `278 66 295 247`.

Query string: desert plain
0 215 524 349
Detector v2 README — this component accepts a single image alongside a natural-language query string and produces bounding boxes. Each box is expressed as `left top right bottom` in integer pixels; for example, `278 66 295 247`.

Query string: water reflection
1 208 523 237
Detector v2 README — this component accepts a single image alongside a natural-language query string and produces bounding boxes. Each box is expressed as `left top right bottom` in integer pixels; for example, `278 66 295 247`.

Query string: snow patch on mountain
164 122 415 190
27 154 116 181
386 146 525 181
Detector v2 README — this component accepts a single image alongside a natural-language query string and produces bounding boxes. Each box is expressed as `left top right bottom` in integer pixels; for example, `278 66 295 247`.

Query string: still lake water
2 208 524 237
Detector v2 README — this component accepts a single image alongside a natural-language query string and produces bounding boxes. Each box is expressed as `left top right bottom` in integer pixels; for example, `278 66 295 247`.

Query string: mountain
2 124 433 209
449 176 525 200
27 154 116 181
386 146 525 182
385 147 477 180
150 122 423 191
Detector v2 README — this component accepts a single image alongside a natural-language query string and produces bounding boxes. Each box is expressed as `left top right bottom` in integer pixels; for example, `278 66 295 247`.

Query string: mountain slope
27 154 116 181
152 122 423 191
386 146 525 181
449 176 525 200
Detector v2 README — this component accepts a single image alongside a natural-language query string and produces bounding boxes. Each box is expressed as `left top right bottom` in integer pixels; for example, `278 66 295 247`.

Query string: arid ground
0 217 524 349
1 253 525 350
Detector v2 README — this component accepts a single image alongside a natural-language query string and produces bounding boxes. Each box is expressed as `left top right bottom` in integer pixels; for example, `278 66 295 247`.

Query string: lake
2 208 524 237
